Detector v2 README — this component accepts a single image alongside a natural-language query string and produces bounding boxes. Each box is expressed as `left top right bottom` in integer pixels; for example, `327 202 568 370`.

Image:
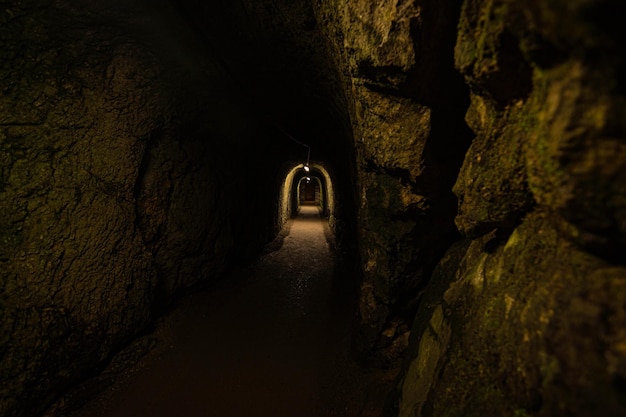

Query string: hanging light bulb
303 146 311 173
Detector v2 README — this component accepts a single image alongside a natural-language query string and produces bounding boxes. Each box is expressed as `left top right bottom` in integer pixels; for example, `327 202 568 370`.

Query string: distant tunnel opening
298 177 321 207
280 163 336 232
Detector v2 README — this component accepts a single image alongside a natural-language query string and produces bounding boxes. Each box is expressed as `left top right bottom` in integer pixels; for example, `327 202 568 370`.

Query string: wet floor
71 205 395 417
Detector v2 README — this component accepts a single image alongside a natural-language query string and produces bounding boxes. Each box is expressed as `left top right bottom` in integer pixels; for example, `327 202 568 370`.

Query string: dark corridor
2 1 625 417
69 207 393 417
300 181 320 205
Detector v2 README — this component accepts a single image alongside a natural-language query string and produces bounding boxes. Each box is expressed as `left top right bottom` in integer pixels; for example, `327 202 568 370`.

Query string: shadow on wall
280 163 335 228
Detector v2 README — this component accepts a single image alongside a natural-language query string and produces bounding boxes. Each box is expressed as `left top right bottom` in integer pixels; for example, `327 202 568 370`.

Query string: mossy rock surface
525 61 626 259
399 210 626 417
453 0 626 255
327 0 472 364
453 93 534 237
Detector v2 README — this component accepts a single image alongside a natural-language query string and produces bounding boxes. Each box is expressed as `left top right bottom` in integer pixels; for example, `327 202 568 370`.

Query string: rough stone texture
398 211 626 417
453 0 626 255
3 0 625 415
396 0 626 416
453 94 535 237
452 0 536 238
526 59 626 260
314 0 472 365
0 1 281 416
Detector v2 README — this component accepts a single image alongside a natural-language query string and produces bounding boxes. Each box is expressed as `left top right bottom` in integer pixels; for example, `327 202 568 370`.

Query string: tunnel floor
69 204 396 417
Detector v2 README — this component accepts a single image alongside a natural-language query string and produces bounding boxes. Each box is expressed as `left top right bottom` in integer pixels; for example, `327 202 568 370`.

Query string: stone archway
279 163 335 229
297 175 322 206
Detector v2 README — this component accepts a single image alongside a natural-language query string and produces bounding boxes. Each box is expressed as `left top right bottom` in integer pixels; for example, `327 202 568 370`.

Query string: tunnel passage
298 176 322 207
280 163 336 231
2 1 626 417
69 193 387 417
0 1 359 416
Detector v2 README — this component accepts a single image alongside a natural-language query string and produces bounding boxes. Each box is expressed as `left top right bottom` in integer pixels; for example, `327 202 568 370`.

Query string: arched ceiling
171 0 354 170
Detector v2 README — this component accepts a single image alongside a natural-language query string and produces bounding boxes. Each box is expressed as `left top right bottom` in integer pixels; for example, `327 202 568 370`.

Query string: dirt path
67 205 394 417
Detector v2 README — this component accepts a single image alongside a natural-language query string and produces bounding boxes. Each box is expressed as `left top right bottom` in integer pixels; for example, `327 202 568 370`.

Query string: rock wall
396 1 626 415
0 1 281 416
2 0 625 415
314 0 473 365
313 0 626 415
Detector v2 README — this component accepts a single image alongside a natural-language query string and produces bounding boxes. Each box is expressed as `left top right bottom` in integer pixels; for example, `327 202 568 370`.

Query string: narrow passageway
73 205 392 417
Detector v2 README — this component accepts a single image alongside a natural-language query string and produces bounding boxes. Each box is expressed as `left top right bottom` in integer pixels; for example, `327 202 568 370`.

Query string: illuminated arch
279 163 335 229
297 175 323 206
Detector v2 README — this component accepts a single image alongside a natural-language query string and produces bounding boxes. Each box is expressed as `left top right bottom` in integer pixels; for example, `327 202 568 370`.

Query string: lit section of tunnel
280 163 335 227
297 176 323 207
2 1 625 416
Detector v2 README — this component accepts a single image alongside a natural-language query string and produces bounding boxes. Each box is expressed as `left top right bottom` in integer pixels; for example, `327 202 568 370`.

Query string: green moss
401 210 625 416
455 0 509 77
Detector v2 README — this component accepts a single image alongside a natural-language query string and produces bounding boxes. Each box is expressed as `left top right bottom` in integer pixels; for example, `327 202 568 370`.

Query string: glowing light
304 147 311 173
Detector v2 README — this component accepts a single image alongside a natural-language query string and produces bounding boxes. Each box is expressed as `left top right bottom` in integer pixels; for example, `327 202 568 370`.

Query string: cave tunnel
299 178 319 204
281 163 334 225
1 0 626 416
298 176 322 207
